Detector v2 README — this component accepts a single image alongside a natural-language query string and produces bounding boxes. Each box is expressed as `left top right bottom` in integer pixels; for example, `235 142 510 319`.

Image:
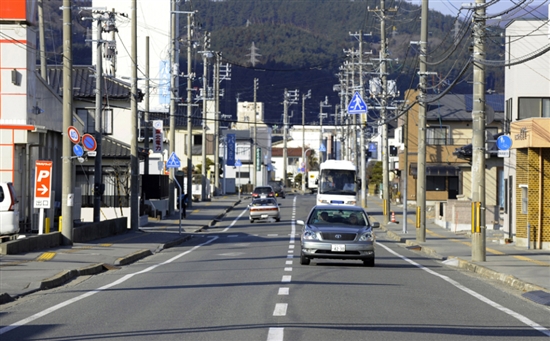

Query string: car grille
320 233 356 241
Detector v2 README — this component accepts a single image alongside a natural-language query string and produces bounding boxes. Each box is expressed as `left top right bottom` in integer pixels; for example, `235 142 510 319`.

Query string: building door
448 176 459 199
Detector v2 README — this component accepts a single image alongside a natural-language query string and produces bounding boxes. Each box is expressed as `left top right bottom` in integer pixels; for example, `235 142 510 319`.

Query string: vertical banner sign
256 147 262 171
34 160 53 209
153 120 163 153
159 60 170 105
226 134 236 166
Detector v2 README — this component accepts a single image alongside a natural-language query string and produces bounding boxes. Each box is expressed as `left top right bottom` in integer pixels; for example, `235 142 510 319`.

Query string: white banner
152 120 163 153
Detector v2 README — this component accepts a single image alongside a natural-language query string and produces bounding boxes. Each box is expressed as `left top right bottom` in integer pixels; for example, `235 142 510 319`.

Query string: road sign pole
38 208 45 235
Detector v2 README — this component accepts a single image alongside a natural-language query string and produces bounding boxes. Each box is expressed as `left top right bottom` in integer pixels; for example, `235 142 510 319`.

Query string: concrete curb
114 249 153 266
448 256 549 294
381 225 549 295
40 269 78 290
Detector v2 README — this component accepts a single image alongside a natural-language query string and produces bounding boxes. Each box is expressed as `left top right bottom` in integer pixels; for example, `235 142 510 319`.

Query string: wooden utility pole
130 0 139 230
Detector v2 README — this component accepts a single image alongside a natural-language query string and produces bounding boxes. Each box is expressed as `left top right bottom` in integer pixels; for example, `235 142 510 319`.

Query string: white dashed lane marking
278 288 289 295
282 275 291 283
273 303 288 316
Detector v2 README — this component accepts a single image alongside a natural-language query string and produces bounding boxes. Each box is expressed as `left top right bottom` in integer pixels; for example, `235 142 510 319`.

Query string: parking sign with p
34 160 53 209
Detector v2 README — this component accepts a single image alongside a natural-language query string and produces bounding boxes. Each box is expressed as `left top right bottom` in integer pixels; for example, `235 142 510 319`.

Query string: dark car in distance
269 182 286 199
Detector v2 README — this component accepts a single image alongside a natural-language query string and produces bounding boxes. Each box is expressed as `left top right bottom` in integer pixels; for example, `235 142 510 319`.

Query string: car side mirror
357 179 362 187
371 222 380 228
296 220 305 226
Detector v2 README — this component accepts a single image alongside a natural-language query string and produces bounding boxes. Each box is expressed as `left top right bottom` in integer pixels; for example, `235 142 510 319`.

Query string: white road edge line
0 236 219 335
376 241 550 337
222 208 248 232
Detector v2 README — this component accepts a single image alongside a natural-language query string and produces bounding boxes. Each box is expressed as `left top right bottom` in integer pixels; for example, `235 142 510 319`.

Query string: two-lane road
1 195 549 340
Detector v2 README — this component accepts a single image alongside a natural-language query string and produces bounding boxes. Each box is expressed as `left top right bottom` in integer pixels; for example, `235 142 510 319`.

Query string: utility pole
471 0 487 261
169 0 178 213
350 30 369 208
319 97 330 164
403 99 409 234
283 89 299 186
186 12 194 210
130 0 139 230
301 89 311 192
214 53 220 195
38 0 47 79
61 0 74 244
253 78 258 188
201 31 211 202
144 36 150 175
93 16 104 223
369 0 395 225
416 0 428 241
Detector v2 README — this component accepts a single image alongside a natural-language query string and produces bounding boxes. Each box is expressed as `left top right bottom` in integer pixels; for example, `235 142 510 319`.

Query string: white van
0 182 20 236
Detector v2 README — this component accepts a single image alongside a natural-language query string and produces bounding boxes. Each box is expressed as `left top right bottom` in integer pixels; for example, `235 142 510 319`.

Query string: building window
518 97 550 120
505 98 512 133
426 177 446 191
426 126 449 145
76 108 113 135
519 185 528 214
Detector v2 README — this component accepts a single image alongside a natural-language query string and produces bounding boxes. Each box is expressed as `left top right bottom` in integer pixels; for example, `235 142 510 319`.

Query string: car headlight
319 199 330 204
359 232 373 242
303 230 318 240
346 200 356 205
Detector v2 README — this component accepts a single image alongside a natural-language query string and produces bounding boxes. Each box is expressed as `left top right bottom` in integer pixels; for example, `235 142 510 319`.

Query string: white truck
307 171 319 194
316 160 358 205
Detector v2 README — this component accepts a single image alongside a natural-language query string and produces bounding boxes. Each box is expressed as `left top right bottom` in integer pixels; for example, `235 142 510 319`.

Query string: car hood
307 225 370 234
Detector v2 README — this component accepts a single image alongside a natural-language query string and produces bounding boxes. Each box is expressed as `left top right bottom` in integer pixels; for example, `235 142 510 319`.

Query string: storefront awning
410 163 460 177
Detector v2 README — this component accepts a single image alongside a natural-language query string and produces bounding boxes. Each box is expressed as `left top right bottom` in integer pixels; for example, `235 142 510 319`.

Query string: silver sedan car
297 205 379 267
248 198 281 223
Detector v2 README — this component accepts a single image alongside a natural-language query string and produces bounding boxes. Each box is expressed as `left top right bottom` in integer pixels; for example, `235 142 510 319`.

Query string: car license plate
261 214 268 218
331 244 346 252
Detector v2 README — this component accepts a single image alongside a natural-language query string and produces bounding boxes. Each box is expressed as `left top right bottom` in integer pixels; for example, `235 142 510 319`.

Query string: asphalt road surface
1 195 549 340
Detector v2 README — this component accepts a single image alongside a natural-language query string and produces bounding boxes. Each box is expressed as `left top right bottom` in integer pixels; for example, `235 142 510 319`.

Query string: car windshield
308 208 368 227
254 187 272 194
319 170 356 195
251 199 277 206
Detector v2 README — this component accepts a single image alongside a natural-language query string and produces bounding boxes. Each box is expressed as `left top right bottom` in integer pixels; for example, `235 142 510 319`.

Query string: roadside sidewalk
364 194 550 305
0 195 242 304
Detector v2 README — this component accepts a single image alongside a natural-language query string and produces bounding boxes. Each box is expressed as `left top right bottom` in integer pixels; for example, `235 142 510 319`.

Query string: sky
406 0 548 18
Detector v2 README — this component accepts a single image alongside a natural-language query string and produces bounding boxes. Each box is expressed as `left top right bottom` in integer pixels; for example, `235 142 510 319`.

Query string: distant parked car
297 205 379 267
270 183 286 199
248 198 281 223
0 182 20 237
251 186 275 199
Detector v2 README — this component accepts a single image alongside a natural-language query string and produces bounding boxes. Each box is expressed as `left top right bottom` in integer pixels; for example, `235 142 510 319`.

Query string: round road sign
82 134 97 151
67 126 80 144
496 135 512 151
73 144 84 157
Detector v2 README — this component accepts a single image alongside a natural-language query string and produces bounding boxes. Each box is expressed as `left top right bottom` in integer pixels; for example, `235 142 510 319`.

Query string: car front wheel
363 257 375 267
300 253 310 265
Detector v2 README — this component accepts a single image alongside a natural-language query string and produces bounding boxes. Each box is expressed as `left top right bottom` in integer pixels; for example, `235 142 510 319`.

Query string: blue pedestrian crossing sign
319 144 326 152
166 152 181 168
347 91 368 114
235 159 242 167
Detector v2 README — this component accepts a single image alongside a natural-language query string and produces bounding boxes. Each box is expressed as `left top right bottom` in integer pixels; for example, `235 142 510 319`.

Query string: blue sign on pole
496 135 512 150
166 152 181 168
226 134 236 166
235 159 242 167
347 91 368 114
73 144 84 157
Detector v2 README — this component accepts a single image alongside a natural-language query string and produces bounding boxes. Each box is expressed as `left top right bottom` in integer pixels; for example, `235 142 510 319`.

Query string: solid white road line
377 241 550 337
222 208 248 232
0 236 219 335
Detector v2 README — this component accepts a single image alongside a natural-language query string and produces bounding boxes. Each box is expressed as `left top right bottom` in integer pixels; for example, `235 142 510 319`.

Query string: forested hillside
41 0 507 126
